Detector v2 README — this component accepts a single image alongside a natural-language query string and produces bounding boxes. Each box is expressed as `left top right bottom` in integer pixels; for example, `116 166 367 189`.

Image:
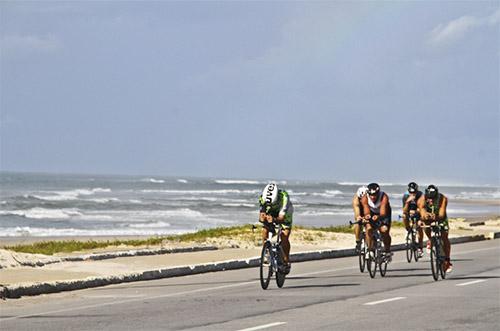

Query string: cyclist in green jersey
259 182 293 274
417 185 453 273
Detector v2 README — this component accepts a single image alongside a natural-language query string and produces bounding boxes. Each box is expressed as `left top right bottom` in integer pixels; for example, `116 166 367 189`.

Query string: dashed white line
456 279 487 287
364 297 406 306
236 322 286 331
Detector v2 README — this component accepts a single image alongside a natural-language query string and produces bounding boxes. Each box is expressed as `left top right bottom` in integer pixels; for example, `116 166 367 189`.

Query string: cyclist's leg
402 213 410 231
280 227 291 265
415 214 424 249
365 223 374 250
441 219 451 258
261 226 269 246
353 222 361 242
379 217 391 253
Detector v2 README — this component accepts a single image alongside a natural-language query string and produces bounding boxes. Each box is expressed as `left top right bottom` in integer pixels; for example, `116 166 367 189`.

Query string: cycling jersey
402 191 423 212
424 193 449 231
259 190 293 228
367 191 392 226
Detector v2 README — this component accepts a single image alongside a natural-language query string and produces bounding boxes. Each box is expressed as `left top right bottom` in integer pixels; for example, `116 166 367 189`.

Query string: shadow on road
385 274 430 278
387 268 428 272
285 283 360 289
95 279 254 290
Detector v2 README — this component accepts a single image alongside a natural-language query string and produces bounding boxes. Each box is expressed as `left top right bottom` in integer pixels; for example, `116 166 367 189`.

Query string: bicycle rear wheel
405 232 413 263
260 242 273 289
276 245 286 288
430 240 439 281
367 249 377 278
359 238 366 273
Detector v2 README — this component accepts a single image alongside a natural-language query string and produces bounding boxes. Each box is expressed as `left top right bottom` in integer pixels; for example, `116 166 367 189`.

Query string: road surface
1 240 499 331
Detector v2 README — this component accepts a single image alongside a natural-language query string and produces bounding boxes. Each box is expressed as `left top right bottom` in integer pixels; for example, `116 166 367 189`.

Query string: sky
1 1 499 185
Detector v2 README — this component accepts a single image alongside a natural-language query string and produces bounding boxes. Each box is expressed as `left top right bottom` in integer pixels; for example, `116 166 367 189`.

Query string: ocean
0 172 498 237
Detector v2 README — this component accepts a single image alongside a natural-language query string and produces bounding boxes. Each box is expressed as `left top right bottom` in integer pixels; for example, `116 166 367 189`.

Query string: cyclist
259 182 294 274
361 183 393 261
352 186 368 252
402 182 424 257
417 184 453 273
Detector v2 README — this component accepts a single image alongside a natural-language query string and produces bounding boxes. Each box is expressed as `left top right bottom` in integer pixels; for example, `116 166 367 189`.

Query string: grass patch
391 221 406 228
6 225 257 255
6 223 359 255
295 224 353 234
5 237 165 256
164 225 254 243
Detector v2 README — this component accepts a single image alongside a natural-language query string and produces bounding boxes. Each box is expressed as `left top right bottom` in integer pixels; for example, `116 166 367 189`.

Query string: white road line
456 279 487 287
364 297 406 306
236 322 286 331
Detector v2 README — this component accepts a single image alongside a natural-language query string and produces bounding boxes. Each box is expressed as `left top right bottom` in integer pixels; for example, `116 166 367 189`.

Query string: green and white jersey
259 190 293 226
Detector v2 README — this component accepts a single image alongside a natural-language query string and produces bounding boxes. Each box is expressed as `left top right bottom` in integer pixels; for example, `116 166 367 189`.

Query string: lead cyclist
259 182 294 274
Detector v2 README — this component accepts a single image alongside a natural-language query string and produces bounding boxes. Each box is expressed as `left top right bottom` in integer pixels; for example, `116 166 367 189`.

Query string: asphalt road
1 240 499 331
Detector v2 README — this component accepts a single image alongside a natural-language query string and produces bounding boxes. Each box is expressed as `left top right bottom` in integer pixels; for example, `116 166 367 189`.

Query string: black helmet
408 182 418 193
425 185 438 199
367 183 380 196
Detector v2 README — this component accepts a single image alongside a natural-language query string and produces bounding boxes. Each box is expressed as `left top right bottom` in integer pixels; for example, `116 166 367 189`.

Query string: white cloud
1 34 62 56
428 8 500 46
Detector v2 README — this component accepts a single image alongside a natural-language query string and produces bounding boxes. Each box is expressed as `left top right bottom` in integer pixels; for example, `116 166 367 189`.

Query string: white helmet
262 182 279 205
356 186 368 198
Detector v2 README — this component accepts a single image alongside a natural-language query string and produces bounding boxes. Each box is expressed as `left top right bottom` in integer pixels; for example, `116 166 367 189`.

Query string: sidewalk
1 230 498 299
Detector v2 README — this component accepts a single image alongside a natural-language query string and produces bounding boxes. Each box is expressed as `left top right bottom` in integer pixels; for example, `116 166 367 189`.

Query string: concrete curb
1 233 498 299
9 246 219 268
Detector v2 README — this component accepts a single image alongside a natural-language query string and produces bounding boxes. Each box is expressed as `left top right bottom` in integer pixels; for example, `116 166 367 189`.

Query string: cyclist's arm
379 193 390 218
417 195 429 220
276 191 289 223
352 195 362 220
402 194 413 215
437 195 448 222
361 195 371 219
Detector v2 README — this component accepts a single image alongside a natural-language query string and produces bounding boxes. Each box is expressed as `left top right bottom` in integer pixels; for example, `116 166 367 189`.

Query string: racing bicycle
258 221 287 289
402 213 421 263
421 220 447 281
365 218 390 278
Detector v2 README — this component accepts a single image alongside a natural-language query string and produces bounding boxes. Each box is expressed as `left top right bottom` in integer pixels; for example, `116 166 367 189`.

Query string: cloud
1 34 62 56
428 8 500 46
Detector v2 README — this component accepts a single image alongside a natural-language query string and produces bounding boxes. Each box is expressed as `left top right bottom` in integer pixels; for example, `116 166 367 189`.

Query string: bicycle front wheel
359 239 366 273
260 242 273 289
367 249 377 278
405 232 413 263
430 240 439 281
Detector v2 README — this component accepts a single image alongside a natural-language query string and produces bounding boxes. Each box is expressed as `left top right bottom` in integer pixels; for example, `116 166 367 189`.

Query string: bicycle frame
259 221 287 289
364 218 388 278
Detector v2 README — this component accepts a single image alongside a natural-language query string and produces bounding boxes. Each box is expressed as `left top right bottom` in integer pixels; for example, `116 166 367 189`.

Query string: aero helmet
262 182 279 205
425 185 438 199
357 186 368 198
408 182 418 193
367 183 380 196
